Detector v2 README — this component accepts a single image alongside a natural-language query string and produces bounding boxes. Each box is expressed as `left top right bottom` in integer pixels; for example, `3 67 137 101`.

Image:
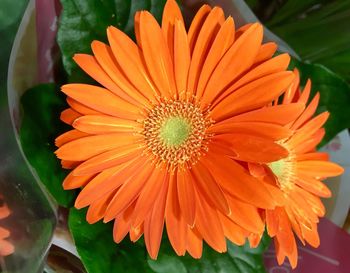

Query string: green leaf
0 0 27 30
148 235 269 273
266 1 350 82
290 59 350 146
265 0 329 26
69 207 154 273
57 0 167 82
19 83 75 207
70 207 269 273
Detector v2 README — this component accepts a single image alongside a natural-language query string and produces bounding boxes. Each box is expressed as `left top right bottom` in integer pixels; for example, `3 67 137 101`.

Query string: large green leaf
57 0 167 82
69 208 269 273
69 207 154 273
148 236 269 273
265 0 329 26
265 0 350 82
20 83 75 207
290 59 350 145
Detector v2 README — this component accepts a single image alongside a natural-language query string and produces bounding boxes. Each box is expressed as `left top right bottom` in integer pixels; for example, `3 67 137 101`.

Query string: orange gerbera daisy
247 70 344 268
55 0 304 258
0 196 14 257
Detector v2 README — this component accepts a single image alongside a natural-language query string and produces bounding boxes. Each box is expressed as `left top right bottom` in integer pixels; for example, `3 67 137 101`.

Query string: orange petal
0 227 10 239
293 128 325 154
74 158 142 208
174 19 191 100
282 69 300 105
217 53 291 102
224 103 305 125
0 205 10 219
295 186 325 217
106 26 159 102
288 237 299 269
73 54 141 106
296 161 344 178
73 115 141 134
130 223 144 242
196 16 235 100
211 71 294 121
284 206 305 245
139 11 176 99
234 23 252 38
61 160 80 169
263 181 286 207
275 238 286 266
86 189 116 224
0 239 14 256
177 168 196 226
266 209 279 237
72 144 143 175
301 221 320 248
226 195 265 233
91 40 152 107
201 23 263 108
296 152 329 161
186 227 203 259
286 189 319 225
104 160 154 222
55 133 142 161
66 97 99 115
187 7 224 97
162 0 184 58
55 129 89 147
60 108 81 125
188 5 212 54
298 79 312 105
195 194 227 253
165 174 187 256
212 134 288 163
132 167 167 227
61 84 143 120
191 162 230 215
289 112 329 147
113 202 135 243
202 153 276 209
291 93 320 130
144 175 169 259
209 121 292 141
248 163 267 178
219 213 246 245
249 233 263 248
253 42 278 65
62 172 94 190
294 175 331 198
274 207 295 256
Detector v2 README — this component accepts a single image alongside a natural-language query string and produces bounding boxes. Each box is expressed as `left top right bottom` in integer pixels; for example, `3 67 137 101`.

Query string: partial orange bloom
0 196 14 257
248 69 344 268
55 0 304 259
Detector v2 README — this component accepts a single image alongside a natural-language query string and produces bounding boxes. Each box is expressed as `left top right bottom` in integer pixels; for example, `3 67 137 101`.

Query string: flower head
248 70 344 268
56 0 304 259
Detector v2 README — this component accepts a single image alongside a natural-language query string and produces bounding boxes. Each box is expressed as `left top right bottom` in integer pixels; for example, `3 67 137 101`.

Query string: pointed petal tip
279 52 291 63
74 201 86 210
329 164 344 176
103 215 113 223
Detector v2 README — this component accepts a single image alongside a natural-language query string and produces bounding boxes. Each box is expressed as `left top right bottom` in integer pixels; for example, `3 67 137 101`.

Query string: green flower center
159 117 192 147
268 155 295 190
269 159 285 178
142 100 212 168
